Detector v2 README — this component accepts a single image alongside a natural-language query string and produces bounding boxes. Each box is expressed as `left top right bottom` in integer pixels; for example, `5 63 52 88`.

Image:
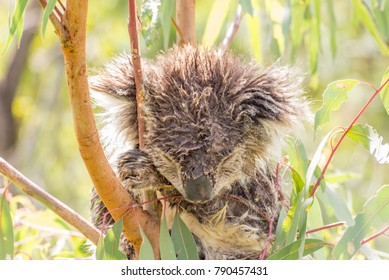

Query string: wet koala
89 45 310 260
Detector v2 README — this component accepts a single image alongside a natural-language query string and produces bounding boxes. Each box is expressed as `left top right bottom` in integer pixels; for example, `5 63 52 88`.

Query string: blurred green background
0 0 388 255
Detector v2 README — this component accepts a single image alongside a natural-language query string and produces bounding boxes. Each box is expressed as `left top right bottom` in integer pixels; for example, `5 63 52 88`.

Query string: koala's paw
117 149 168 191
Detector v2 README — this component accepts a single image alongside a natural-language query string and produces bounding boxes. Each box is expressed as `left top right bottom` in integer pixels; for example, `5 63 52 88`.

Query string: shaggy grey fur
89 45 310 259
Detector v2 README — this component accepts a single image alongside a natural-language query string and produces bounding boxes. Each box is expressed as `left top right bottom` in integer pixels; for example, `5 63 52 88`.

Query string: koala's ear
89 54 139 155
234 64 311 135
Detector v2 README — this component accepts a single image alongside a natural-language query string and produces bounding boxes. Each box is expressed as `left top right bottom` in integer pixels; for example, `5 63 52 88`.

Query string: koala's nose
184 176 212 203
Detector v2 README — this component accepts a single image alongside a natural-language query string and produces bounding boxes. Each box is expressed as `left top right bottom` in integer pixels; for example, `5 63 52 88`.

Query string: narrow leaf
202 0 232 47
0 194 14 260
290 0 307 59
347 124 389 164
267 239 328 260
380 66 389 115
41 0 57 37
308 0 321 73
272 208 287 253
326 0 337 57
333 185 389 259
160 215 176 260
160 0 175 50
287 137 309 181
246 11 262 62
104 219 127 260
352 0 389 55
139 227 155 260
141 0 162 48
171 212 199 260
239 0 254 16
95 235 106 260
314 79 359 133
3 0 28 52
325 186 355 226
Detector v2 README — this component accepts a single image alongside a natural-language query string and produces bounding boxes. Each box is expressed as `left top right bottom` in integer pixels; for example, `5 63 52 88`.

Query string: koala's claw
117 149 168 191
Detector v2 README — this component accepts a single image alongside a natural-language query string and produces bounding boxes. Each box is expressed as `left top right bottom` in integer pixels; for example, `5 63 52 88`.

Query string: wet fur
89 45 310 259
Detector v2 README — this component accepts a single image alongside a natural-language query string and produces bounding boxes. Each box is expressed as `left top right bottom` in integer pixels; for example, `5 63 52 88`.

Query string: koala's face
145 110 256 203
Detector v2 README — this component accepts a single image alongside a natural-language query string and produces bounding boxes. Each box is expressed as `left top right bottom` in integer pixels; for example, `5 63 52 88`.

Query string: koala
89 45 310 259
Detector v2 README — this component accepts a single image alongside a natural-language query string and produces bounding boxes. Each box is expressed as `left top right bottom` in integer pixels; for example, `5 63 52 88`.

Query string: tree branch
0 156 100 245
43 0 160 258
176 0 196 45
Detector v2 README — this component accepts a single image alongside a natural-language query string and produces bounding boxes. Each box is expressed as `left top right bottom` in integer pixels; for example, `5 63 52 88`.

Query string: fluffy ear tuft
235 63 311 135
89 54 138 161
233 63 312 159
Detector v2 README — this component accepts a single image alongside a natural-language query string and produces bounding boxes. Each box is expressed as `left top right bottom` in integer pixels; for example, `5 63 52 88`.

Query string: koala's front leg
117 149 169 194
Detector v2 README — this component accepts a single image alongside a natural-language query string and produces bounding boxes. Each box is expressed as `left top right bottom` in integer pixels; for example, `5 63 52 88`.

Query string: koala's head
90 45 310 204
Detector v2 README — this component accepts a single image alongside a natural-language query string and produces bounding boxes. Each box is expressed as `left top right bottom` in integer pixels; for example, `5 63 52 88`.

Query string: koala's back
90 45 310 259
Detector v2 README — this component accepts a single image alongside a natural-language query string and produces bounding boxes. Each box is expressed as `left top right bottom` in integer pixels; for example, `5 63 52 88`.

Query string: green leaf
171 212 199 260
160 215 176 260
0 193 14 260
141 0 162 48
41 0 57 37
333 185 389 259
370 0 389 40
286 137 309 183
246 11 262 62
272 208 287 253
202 0 232 47
103 219 127 260
352 0 389 56
347 124 389 164
325 186 355 226
160 0 175 50
290 0 307 59
3 0 28 52
326 0 337 57
308 0 321 73
239 0 254 15
314 79 359 133
267 239 328 260
380 66 389 115
95 235 106 260
139 227 155 260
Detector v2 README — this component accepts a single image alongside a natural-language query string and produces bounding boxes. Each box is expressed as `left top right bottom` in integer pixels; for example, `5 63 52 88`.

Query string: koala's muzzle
184 176 212 203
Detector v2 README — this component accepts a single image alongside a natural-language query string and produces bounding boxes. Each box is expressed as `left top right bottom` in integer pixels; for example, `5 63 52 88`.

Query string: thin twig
218 4 243 55
0 156 100 245
128 0 145 149
306 221 346 235
361 225 389 245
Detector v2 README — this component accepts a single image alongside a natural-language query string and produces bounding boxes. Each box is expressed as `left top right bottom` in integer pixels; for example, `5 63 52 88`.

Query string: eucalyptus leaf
171 212 199 260
3 0 28 52
326 0 337 57
352 0 389 55
347 124 389 164
0 194 14 260
333 185 389 259
202 0 232 47
267 239 328 260
160 215 176 260
314 80 359 133
139 227 155 260
95 219 126 260
239 0 254 15
41 0 57 37
380 66 389 116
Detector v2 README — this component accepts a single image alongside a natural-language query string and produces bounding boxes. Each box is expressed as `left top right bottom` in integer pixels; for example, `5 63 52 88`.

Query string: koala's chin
90 45 311 259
